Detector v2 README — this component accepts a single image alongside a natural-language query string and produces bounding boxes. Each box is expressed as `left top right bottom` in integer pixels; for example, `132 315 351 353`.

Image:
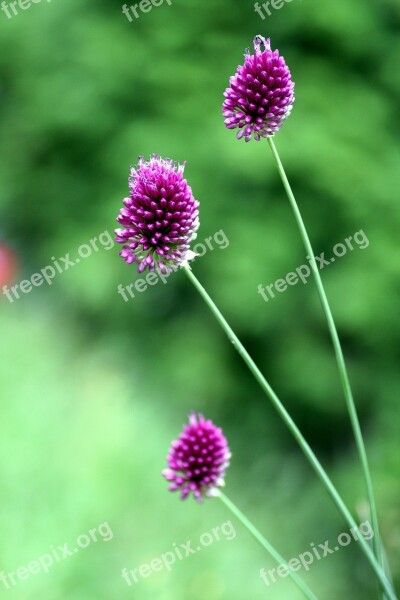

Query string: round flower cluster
163 413 231 502
223 36 295 141
115 155 199 273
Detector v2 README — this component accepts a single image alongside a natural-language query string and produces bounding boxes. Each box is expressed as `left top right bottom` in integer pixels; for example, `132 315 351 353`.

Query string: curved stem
182 265 396 600
216 490 318 600
267 137 384 581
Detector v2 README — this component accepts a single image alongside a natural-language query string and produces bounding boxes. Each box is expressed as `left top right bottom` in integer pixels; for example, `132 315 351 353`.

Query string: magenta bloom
115 155 199 273
163 413 231 502
223 36 295 142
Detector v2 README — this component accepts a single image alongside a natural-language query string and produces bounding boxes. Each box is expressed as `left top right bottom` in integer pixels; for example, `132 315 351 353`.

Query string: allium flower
223 36 295 141
163 413 231 502
115 155 199 273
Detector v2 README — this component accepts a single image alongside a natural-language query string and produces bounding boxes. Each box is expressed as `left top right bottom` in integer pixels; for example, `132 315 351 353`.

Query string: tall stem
267 137 384 578
182 265 396 600
215 490 318 600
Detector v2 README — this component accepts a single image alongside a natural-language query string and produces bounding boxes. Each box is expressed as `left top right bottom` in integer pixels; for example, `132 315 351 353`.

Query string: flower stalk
215 490 318 600
182 265 396 600
162 414 317 599
267 136 384 579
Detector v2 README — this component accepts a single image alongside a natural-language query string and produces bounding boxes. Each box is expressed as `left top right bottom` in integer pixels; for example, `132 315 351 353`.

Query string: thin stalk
182 265 396 600
267 137 384 579
215 490 318 600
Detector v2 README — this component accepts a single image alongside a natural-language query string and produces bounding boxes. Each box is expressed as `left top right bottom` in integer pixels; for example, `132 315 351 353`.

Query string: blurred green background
0 0 399 598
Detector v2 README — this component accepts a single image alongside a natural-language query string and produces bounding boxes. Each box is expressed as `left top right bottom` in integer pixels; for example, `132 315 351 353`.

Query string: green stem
216 490 318 600
182 265 396 600
267 137 384 583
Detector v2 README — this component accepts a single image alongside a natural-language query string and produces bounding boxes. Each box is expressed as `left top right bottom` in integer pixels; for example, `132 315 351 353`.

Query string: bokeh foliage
0 0 399 598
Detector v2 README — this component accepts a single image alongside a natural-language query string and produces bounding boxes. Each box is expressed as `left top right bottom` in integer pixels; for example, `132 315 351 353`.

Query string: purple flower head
163 413 231 502
223 36 295 142
115 155 200 273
